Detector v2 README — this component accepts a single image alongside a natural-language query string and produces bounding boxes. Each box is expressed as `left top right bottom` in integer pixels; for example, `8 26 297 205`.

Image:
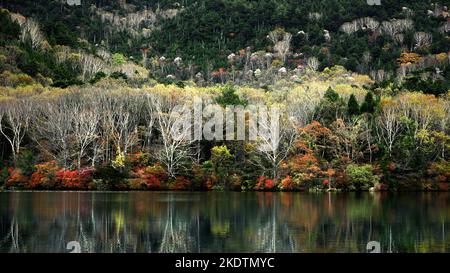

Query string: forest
0 0 449 192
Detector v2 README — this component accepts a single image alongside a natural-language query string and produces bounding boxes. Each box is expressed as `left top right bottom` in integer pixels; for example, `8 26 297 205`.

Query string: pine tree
324 87 339 102
360 91 376 114
347 94 360 116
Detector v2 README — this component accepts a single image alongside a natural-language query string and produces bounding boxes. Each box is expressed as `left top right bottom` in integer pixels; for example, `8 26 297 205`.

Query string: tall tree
347 94 360 117
0 99 33 164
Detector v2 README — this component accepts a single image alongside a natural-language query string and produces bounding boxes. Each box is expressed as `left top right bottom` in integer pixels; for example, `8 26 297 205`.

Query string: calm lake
0 191 449 253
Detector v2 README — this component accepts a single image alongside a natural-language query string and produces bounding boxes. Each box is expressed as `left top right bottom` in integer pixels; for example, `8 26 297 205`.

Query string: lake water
0 191 449 253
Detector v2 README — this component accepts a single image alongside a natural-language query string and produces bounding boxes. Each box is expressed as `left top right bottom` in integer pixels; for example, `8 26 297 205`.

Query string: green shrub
211 145 234 190
215 85 247 107
0 167 9 188
345 164 380 191
94 165 129 189
16 150 36 176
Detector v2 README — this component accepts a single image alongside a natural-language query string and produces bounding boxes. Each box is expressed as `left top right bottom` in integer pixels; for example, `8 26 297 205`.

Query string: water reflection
0 192 449 253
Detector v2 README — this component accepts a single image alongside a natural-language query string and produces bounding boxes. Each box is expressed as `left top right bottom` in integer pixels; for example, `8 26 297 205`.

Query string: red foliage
255 176 266 190
265 179 275 190
212 68 228 78
280 175 295 191
438 183 449 191
146 174 161 190
6 169 28 189
205 178 215 190
255 176 275 191
322 179 329 186
133 164 168 190
56 167 94 190
170 176 192 190
427 161 449 183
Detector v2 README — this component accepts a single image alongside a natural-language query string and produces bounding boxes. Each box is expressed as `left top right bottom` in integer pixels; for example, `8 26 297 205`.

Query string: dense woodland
0 0 449 192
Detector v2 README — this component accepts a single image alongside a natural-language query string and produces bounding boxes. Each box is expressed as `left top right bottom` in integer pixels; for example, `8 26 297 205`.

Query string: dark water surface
1 191 449 253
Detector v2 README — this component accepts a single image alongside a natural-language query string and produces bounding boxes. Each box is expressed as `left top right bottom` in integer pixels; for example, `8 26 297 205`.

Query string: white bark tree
413 31 432 49
148 91 194 177
78 52 106 81
31 96 75 168
268 29 292 64
307 57 319 71
142 92 156 152
0 99 33 163
340 22 358 35
20 18 45 49
255 105 296 182
286 87 323 127
71 96 100 170
376 100 403 157
94 90 141 167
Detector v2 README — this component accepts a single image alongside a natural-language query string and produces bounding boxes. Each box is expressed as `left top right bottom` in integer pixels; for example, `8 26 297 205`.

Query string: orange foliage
427 161 450 183
280 175 297 191
30 161 59 189
169 176 192 190
6 169 28 189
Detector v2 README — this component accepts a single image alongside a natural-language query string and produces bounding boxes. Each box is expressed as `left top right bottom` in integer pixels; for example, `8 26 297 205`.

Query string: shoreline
1 189 449 193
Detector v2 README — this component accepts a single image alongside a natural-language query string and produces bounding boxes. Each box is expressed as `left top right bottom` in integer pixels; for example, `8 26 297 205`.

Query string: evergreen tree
324 87 339 102
215 85 247 107
360 91 376 114
347 94 360 117
0 9 20 45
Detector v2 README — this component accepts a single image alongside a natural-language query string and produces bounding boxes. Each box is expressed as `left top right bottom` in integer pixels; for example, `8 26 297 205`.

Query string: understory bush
345 164 380 191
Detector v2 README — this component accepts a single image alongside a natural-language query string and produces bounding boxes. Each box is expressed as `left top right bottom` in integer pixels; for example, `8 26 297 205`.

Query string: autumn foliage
255 176 275 191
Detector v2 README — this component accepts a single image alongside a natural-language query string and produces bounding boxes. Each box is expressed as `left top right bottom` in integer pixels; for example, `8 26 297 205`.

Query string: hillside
0 0 449 93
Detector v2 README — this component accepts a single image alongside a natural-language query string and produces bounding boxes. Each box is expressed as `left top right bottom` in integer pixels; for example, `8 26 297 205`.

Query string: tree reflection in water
0 192 450 253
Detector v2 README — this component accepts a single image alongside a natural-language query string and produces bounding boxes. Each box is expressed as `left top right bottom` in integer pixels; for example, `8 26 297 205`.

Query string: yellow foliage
112 149 126 169
436 52 448 62
397 52 422 65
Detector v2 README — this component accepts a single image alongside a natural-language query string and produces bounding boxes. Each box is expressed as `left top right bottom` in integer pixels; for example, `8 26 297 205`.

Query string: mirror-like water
1 191 449 253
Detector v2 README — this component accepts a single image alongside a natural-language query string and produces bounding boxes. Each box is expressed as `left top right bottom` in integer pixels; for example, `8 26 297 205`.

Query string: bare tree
340 22 358 35
149 91 194 177
413 31 432 49
307 57 319 71
376 100 403 157
382 19 413 38
395 19 414 32
341 17 379 35
268 29 292 64
331 118 365 162
31 96 75 168
359 17 380 31
439 96 450 158
94 90 141 166
286 87 323 127
78 52 106 81
0 99 33 163
142 91 156 152
396 93 442 142
20 18 45 49
308 12 322 21
255 105 296 182
71 95 99 170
